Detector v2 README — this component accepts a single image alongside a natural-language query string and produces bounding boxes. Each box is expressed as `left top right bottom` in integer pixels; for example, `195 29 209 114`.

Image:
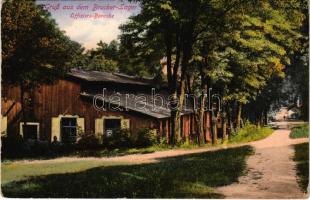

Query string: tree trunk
256 115 262 127
198 63 208 144
165 30 178 145
198 94 206 143
222 111 228 143
190 99 201 145
194 112 201 144
169 91 181 144
186 74 199 143
205 111 212 142
228 108 234 135
175 77 187 143
264 108 268 125
211 109 218 145
190 114 194 140
20 83 27 138
175 37 193 143
169 110 176 145
175 112 182 143
169 79 185 144
202 60 212 143
237 103 242 130
260 110 264 127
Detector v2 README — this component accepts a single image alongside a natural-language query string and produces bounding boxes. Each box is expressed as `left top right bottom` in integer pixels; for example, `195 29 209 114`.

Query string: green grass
293 142 309 193
64 142 218 158
1 159 128 185
79 142 214 157
290 124 309 139
229 123 273 144
2 145 253 198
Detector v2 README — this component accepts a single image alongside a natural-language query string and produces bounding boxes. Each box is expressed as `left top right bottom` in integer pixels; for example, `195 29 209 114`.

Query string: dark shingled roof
68 68 152 86
69 69 193 118
81 91 194 119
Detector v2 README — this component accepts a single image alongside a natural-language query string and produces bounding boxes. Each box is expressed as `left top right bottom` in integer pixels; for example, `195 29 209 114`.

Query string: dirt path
216 129 308 199
9 144 244 165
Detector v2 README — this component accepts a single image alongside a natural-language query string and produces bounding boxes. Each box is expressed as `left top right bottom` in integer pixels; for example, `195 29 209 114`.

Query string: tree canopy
2 0 82 86
118 0 307 143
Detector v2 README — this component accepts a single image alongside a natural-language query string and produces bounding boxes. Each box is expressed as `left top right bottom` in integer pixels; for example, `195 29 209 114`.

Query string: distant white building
274 107 296 121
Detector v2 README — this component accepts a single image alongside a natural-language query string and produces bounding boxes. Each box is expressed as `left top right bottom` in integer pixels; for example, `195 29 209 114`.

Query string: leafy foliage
293 143 309 192
1 135 25 158
133 128 158 147
102 129 133 148
77 132 100 149
74 40 120 72
1 0 82 85
229 121 273 143
119 0 307 144
290 124 309 139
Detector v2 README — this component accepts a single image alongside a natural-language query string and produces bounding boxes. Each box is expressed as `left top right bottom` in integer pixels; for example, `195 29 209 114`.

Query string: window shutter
1 116 7 136
51 117 61 142
77 117 85 134
95 118 104 137
121 119 130 129
19 122 23 136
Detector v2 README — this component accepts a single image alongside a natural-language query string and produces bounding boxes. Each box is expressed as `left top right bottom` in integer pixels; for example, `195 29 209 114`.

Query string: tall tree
2 0 82 134
120 0 305 144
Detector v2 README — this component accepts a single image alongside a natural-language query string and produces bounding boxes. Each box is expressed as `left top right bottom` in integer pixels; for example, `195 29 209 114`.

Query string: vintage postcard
1 0 309 198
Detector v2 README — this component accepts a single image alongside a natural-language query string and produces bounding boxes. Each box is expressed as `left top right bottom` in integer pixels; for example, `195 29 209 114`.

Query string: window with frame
22 124 39 140
61 118 77 143
105 119 121 137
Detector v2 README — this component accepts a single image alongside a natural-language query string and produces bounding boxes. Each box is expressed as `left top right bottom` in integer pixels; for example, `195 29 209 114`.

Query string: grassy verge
1 159 129 185
290 124 309 139
293 142 309 193
73 142 216 157
67 145 168 157
229 123 273 144
2 145 253 198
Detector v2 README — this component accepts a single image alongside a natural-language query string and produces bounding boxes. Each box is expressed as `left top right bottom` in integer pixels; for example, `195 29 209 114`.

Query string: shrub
293 143 309 192
2 134 26 158
77 132 100 149
49 142 77 157
158 137 168 146
30 140 50 156
290 124 309 139
179 140 200 149
133 128 157 147
102 129 133 149
229 121 273 144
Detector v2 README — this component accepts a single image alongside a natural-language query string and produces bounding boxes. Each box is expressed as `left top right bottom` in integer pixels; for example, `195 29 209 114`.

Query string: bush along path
216 129 308 198
293 143 309 193
290 124 309 139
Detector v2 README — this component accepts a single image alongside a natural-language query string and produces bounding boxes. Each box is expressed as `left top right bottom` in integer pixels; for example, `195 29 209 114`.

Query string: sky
36 0 140 49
